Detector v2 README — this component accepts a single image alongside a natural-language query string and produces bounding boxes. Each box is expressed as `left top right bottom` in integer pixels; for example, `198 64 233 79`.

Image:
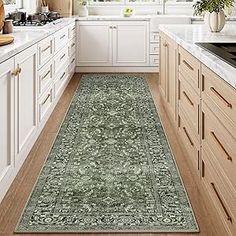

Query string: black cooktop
196 43 236 68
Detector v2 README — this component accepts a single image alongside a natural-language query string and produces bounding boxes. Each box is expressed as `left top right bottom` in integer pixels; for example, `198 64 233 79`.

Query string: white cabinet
0 58 15 201
77 21 113 66
14 44 38 166
77 20 149 68
113 21 149 66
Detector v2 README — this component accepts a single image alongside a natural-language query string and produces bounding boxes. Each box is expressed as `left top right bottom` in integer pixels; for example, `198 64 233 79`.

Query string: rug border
14 74 200 234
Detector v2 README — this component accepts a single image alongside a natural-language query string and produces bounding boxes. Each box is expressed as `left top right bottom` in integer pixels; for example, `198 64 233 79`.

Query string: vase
79 6 88 17
208 10 226 32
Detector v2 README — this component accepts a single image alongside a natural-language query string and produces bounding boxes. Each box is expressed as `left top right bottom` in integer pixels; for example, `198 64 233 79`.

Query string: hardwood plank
0 73 227 236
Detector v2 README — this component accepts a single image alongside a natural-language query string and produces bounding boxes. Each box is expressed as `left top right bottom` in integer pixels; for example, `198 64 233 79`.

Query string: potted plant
193 0 234 32
78 0 89 17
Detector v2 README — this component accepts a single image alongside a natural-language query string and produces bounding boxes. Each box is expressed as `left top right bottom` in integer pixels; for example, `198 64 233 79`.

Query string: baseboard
76 66 159 73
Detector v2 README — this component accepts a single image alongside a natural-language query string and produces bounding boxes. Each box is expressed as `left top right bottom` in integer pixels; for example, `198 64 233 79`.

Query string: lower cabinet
14 45 38 167
0 22 76 203
0 58 15 199
159 32 177 122
113 21 149 66
160 31 236 236
77 20 150 68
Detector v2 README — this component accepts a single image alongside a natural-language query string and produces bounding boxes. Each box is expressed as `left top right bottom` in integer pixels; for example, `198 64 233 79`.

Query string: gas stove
7 11 61 27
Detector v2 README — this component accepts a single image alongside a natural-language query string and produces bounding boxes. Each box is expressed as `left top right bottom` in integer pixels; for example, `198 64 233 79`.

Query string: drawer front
178 73 200 136
202 103 236 190
38 60 54 97
150 32 159 43
54 47 69 75
178 46 200 94
202 65 236 125
68 23 76 41
68 54 76 74
68 38 76 57
201 147 236 236
178 107 200 170
150 43 159 55
54 66 68 98
38 36 54 68
39 86 53 123
54 28 69 53
150 55 159 66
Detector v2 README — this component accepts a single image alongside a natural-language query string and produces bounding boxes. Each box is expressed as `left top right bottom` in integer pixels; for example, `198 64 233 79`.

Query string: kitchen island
159 24 236 236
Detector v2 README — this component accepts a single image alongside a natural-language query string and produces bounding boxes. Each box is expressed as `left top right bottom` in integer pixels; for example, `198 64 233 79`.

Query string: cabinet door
113 21 149 66
15 45 38 165
166 36 177 121
77 21 112 66
159 33 166 96
0 58 15 201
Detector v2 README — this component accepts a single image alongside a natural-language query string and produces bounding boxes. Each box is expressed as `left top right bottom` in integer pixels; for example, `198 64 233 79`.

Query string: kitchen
0 0 235 235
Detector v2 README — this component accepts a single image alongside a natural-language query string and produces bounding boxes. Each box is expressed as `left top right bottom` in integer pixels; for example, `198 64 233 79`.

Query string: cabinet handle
60 34 66 40
210 131 232 161
211 183 232 223
60 72 66 80
42 70 51 80
60 54 66 61
71 58 75 64
11 69 18 76
72 43 75 47
210 87 232 108
163 43 168 47
183 127 194 147
182 91 194 106
18 68 22 74
42 94 51 105
72 26 75 31
182 59 194 71
42 45 51 53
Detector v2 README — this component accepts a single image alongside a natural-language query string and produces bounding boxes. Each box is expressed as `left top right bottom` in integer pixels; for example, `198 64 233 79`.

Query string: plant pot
79 6 88 17
208 10 226 32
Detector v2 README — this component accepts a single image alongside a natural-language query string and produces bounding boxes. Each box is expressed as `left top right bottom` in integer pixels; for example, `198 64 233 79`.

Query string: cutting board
47 0 72 17
0 35 14 46
0 0 5 31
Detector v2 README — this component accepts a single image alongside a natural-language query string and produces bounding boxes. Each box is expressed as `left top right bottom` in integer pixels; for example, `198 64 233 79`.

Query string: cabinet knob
113 26 117 29
109 26 113 29
11 69 18 76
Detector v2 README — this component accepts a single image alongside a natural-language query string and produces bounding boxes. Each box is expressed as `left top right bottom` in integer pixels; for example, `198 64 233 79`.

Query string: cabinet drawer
150 55 159 66
201 147 236 236
178 107 200 170
202 65 236 125
178 46 200 95
54 27 68 53
68 23 76 41
38 60 54 97
68 54 76 74
38 86 53 123
150 32 159 43
54 47 69 75
54 66 68 98
202 102 236 190
38 36 54 68
150 43 159 55
68 38 76 57
178 73 200 136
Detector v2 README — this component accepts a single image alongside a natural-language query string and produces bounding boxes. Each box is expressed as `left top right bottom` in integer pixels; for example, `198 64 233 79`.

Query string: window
89 0 194 5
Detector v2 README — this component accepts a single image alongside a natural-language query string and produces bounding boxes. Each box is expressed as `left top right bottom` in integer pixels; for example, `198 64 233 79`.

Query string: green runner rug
16 74 199 233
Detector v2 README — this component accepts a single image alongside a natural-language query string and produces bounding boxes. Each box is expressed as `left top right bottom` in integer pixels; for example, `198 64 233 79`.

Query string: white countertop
0 18 75 64
159 24 236 89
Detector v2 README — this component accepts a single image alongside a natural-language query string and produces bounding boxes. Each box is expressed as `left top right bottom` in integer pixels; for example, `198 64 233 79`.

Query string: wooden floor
0 73 226 236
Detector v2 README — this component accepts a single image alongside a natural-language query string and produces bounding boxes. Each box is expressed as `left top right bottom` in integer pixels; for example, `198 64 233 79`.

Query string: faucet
162 0 167 15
